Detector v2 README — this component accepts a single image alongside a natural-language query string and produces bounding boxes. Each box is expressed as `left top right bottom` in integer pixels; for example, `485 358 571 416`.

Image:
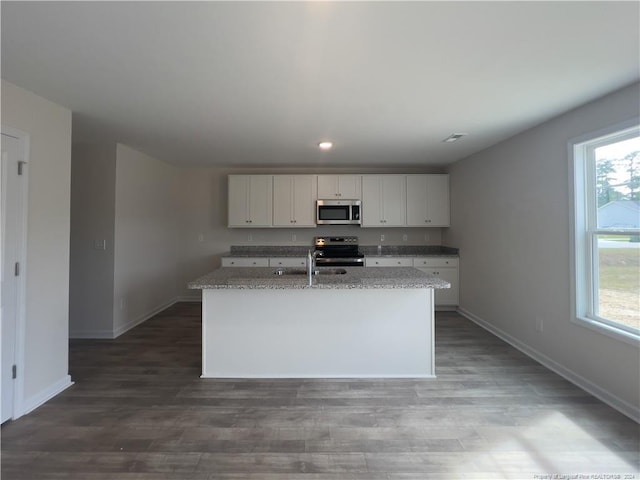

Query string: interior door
1 133 21 423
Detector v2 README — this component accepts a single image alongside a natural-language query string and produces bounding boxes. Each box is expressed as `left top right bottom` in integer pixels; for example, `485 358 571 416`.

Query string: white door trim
1 125 30 421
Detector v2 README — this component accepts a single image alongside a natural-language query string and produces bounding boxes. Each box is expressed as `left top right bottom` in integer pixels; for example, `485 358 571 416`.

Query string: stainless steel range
313 236 365 267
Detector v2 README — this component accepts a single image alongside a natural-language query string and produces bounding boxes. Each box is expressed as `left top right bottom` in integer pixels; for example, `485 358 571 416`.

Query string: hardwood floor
2 303 638 479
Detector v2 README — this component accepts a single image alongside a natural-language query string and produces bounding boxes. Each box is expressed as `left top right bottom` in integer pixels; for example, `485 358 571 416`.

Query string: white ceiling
2 1 639 168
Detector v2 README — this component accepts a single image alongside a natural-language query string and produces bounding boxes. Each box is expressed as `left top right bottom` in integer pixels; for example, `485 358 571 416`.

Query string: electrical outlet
424 233 430 242
380 234 385 242
535 317 544 333
94 239 106 250
247 233 253 242
402 234 408 242
198 233 204 243
292 234 297 242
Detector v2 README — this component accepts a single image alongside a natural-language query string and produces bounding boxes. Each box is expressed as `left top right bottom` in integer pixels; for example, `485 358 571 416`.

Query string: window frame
569 118 640 345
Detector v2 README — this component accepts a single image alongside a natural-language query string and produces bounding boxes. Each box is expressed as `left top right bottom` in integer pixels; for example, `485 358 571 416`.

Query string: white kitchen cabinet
361 175 406 227
413 257 459 307
222 257 269 267
228 175 273 227
317 175 362 199
365 257 413 267
272 175 317 227
406 174 450 227
268 257 307 267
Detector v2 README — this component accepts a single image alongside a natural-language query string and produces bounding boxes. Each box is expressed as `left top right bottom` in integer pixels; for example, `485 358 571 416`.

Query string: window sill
572 315 640 346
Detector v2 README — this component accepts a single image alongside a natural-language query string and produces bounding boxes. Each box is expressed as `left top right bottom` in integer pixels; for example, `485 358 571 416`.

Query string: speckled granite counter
226 246 309 257
359 245 458 257
189 266 450 290
222 245 458 258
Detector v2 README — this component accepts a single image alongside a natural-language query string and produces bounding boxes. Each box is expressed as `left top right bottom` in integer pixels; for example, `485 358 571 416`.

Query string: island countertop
189 266 450 290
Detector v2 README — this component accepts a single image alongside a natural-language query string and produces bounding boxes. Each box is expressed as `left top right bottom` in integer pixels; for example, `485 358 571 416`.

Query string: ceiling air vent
442 133 467 143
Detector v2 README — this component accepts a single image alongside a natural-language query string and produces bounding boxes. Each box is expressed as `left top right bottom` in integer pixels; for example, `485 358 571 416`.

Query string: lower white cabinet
222 257 307 268
365 257 413 267
222 257 269 267
413 257 459 307
268 257 306 267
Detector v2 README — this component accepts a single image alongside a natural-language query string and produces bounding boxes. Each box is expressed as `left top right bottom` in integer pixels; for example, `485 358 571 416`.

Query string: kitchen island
189 266 449 378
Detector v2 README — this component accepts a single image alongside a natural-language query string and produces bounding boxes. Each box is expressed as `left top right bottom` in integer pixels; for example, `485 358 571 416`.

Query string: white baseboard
175 295 201 303
435 305 457 312
69 297 202 340
113 297 181 338
457 307 640 423
69 329 115 339
20 375 73 418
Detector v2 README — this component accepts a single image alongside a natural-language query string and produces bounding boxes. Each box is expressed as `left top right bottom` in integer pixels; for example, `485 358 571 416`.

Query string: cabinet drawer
222 257 269 267
365 257 413 267
269 257 307 267
413 257 458 268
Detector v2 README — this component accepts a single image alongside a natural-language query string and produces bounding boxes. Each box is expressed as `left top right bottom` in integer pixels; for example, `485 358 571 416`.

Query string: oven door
315 257 365 267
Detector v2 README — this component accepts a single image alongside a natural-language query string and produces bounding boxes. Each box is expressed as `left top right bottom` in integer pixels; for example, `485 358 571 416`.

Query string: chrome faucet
307 249 320 286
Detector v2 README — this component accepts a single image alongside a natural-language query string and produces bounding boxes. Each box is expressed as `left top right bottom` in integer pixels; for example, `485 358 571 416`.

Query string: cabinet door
406 174 450 227
362 175 406 227
269 257 307 267
222 257 269 267
365 257 413 267
317 175 361 199
273 175 317 227
228 175 273 227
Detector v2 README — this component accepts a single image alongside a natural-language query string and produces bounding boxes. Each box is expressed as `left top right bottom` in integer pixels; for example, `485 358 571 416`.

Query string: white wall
113 144 181 336
69 143 116 337
1 80 73 413
444 81 640 420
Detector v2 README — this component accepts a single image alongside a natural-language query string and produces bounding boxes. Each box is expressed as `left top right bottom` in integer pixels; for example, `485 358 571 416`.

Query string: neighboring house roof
598 200 640 229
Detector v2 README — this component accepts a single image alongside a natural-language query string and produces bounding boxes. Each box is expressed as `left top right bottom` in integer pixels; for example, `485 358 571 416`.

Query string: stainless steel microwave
316 199 362 225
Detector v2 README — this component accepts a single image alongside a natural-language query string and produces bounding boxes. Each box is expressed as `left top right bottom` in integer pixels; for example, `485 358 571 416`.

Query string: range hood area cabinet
317 175 362 199
272 175 317 227
227 173 450 228
228 175 273 227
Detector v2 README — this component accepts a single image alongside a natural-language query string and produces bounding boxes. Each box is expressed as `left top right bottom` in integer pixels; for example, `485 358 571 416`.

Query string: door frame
1 125 29 421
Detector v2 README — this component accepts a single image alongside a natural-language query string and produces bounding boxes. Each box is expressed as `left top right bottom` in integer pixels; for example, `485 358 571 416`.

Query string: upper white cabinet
317 175 362 199
228 175 273 227
272 175 317 227
406 174 450 227
228 173 450 228
361 175 406 227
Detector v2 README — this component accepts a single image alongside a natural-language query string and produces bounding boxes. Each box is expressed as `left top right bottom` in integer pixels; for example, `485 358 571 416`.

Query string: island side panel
201 288 435 378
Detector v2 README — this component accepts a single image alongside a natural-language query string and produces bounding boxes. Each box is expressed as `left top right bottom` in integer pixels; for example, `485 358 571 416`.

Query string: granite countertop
189 266 450 290
223 245 459 258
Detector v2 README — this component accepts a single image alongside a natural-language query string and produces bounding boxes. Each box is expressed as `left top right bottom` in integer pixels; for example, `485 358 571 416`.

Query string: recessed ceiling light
318 141 333 150
442 133 467 143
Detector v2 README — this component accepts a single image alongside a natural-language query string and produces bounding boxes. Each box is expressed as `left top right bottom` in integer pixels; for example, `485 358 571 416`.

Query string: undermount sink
273 268 347 276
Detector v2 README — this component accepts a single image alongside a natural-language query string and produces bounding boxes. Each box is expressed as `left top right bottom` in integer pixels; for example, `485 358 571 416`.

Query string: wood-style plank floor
2 303 638 479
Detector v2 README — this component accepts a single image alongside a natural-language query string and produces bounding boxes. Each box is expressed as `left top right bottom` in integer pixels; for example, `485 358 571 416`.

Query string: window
571 120 640 342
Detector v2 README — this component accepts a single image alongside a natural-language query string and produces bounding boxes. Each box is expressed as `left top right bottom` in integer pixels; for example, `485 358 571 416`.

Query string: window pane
595 137 640 230
596 234 640 331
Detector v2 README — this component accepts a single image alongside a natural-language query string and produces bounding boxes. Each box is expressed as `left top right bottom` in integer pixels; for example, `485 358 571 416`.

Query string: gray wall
113 144 181 336
69 143 116 337
444 81 640 420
